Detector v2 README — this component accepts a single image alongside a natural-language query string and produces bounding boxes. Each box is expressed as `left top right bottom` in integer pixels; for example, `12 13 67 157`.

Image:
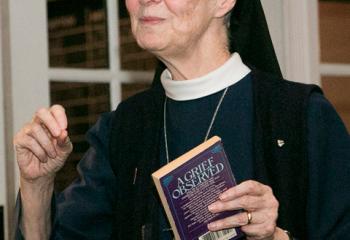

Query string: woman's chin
137 39 167 54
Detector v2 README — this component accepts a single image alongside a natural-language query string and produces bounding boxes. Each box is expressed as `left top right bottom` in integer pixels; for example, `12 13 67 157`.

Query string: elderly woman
15 0 350 239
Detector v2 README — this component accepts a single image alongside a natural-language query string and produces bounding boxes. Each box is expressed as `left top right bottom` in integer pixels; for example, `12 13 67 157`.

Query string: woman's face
126 0 219 57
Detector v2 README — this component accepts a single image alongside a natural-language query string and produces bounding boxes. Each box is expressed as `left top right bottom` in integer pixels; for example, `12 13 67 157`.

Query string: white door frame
0 0 9 238
1 0 49 239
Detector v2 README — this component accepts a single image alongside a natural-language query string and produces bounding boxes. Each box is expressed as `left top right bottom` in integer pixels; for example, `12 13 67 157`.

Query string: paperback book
152 136 244 240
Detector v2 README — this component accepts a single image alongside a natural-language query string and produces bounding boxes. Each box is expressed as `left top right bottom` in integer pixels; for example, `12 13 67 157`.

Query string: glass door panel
48 0 109 68
118 1 157 71
50 81 111 191
46 0 157 192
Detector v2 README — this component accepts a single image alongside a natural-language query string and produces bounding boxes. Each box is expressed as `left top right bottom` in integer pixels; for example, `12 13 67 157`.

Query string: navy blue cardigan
108 70 350 239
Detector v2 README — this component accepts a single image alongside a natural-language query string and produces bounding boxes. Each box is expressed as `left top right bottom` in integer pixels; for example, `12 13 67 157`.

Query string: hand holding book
153 136 287 240
153 136 244 240
207 180 280 239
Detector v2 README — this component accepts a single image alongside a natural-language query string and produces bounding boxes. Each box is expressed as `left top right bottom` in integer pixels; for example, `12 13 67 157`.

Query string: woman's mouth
139 16 165 25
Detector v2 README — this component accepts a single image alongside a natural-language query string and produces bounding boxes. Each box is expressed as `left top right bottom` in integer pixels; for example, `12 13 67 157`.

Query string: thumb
57 130 72 153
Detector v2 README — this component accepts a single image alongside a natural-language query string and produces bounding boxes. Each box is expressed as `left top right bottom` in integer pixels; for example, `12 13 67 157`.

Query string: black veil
229 0 282 78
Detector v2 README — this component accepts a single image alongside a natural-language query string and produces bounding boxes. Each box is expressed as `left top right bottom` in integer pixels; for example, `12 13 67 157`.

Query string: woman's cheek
125 0 139 14
164 0 193 15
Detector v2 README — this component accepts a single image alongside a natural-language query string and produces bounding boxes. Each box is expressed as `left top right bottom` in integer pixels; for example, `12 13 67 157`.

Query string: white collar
160 53 251 101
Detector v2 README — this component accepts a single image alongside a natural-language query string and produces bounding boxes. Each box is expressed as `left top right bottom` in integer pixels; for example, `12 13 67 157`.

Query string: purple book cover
153 136 244 240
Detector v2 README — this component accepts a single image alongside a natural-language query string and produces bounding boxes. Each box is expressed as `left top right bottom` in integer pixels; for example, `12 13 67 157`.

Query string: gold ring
247 211 253 224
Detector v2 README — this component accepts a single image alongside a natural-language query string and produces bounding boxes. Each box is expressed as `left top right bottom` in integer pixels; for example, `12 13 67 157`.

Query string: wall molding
320 63 350 77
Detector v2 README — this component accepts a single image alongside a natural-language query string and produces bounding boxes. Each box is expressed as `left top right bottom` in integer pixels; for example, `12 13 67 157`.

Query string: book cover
152 136 244 240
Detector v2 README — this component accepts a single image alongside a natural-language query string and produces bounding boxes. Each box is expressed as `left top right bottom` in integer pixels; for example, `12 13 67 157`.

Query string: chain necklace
163 87 229 164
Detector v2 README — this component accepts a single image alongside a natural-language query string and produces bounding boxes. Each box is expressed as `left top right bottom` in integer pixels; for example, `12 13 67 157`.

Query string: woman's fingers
209 187 278 214
24 122 57 159
33 105 67 138
30 105 72 155
209 181 277 214
207 211 251 230
209 195 263 213
34 108 61 137
15 105 70 162
14 105 71 182
50 104 67 130
207 180 279 239
219 180 269 201
15 133 47 164
57 130 67 146
57 130 73 154
208 208 278 229
208 210 278 238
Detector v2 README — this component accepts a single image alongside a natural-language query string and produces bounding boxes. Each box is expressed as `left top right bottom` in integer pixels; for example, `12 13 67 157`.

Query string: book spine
152 176 181 240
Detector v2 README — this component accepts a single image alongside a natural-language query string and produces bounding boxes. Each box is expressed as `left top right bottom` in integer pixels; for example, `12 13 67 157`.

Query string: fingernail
208 204 216 212
207 223 216 230
219 193 227 200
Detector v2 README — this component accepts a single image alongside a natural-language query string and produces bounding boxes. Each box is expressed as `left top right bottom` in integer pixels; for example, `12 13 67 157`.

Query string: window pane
50 81 110 191
319 1 350 63
118 1 157 71
322 76 350 132
48 0 109 68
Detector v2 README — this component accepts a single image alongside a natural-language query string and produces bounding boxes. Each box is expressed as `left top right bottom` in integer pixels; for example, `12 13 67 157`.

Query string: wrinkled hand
14 105 73 182
207 180 279 240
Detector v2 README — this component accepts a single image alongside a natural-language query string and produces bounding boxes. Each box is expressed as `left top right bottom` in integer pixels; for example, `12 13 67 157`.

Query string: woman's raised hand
14 105 73 182
207 180 287 240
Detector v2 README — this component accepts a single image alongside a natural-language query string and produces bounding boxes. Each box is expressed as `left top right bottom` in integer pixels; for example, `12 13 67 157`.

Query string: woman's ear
215 0 237 18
